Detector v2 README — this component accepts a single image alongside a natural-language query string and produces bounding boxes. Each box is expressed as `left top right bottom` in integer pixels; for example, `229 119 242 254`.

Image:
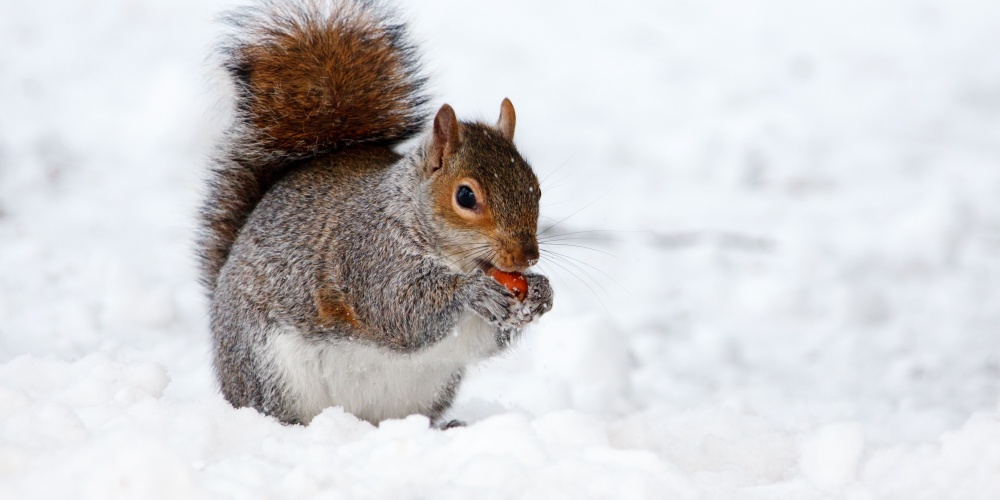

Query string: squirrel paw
521 273 554 321
433 419 466 430
505 273 553 330
467 271 553 334
467 272 522 330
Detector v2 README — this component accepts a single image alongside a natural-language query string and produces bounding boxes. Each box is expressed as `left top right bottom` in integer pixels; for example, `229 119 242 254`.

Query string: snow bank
2 0 1000 498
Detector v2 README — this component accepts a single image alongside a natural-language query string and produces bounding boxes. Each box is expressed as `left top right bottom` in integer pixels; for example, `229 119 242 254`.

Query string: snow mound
3 0 1000 497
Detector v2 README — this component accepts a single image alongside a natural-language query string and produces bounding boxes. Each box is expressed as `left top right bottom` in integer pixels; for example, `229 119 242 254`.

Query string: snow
2 0 1000 498
798 422 865 490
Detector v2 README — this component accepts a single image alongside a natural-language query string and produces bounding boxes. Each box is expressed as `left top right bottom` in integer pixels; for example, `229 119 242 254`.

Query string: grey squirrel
198 0 553 426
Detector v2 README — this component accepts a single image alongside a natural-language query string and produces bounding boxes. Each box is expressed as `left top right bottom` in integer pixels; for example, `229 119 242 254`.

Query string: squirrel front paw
465 271 553 332
465 272 521 330
521 273 554 321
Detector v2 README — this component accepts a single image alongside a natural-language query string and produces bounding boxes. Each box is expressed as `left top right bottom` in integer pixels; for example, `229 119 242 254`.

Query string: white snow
799 422 865 490
3 0 1000 498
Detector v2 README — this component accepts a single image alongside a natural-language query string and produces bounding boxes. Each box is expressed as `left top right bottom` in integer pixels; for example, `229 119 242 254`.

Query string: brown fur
425 118 541 272
497 98 516 141
315 288 361 329
200 0 428 294
235 2 427 153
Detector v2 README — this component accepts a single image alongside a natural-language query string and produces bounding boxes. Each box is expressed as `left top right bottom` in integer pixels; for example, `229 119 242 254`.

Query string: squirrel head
422 99 541 274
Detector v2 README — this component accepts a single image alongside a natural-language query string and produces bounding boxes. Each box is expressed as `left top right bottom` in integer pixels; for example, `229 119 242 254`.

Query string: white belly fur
265 311 497 424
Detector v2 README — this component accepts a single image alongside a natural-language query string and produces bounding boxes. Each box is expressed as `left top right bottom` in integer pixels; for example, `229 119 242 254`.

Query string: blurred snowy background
2 0 1000 498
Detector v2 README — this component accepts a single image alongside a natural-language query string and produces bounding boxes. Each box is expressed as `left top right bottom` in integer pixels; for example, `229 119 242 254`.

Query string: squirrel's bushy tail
199 0 429 292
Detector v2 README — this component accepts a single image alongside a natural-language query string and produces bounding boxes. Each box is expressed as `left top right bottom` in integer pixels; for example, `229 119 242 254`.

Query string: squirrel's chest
266 312 495 424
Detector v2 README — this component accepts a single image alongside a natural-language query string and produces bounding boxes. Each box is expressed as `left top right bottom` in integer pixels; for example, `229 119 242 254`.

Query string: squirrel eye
456 185 477 209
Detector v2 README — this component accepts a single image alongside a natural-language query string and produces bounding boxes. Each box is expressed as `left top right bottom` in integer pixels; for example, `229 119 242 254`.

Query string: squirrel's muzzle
497 238 539 272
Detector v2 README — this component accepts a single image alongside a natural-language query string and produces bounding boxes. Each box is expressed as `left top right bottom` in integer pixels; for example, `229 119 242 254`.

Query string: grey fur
202 0 553 426
212 146 552 425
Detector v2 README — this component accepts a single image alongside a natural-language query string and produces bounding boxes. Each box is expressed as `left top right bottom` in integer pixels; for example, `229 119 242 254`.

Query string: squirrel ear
497 98 516 141
430 104 462 175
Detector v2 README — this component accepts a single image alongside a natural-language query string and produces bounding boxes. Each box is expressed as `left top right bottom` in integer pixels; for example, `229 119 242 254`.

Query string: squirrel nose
521 242 540 268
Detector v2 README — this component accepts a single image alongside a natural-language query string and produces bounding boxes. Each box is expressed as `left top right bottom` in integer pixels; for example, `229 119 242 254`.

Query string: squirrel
198 0 554 427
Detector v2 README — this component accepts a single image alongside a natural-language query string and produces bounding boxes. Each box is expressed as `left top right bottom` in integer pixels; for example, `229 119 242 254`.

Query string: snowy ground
2 0 1000 498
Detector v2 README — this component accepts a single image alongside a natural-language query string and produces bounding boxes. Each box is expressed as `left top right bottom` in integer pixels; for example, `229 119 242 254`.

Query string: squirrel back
199 0 429 293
